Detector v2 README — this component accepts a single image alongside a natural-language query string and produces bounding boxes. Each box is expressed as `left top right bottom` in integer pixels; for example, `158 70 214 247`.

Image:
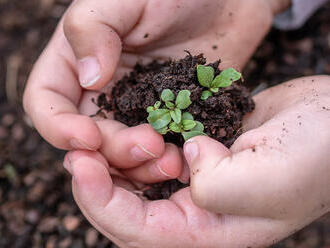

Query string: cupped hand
64 76 330 247
23 0 284 183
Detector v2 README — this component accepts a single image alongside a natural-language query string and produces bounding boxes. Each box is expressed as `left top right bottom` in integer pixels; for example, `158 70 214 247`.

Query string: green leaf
192 121 204 132
161 89 175 102
211 68 242 88
4 164 18 184
182 131 207 141
154 101 161 109
182 112 194 120
169 122 181 133
147 106 154 113
182 120 196 131
197 65 214 87
156 127 169 135
201 90 212 100
210 88 219 93
170 108 182 124
176 90 192 109
165 101 175 109
147 109 171 130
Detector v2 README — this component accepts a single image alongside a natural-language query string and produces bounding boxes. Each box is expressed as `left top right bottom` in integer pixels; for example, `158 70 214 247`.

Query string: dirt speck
144 33 149 38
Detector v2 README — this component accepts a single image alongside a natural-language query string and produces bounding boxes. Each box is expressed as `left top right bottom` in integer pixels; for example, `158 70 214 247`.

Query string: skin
65 76 330 248
23 0 330 247
24 0 285 182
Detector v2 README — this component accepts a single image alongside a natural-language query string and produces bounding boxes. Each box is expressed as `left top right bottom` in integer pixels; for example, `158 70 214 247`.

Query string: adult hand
23 0 287 182
63 76 330 248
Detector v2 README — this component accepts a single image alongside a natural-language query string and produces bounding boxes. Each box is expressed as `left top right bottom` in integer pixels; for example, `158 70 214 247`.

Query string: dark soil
98 53 255 148
0 0 329 247
97 53 255 201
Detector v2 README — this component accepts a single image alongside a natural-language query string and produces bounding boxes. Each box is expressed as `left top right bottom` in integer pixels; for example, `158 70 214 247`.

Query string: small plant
197 65 242 100
147 89 206 141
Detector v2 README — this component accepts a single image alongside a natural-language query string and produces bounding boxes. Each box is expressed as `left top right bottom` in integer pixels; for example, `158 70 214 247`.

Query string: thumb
63 0 146 89
183 135 287 218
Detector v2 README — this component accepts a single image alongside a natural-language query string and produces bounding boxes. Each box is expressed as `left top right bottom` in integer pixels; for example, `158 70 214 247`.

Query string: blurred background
0 0 329 247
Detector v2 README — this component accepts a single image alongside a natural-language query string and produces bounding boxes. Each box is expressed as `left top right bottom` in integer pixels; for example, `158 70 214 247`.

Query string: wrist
267 0 292 15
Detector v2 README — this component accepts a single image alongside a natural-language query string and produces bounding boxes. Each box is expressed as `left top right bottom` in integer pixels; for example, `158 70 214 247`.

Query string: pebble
27 181 46 202
283 53 297 65
11 123 25 142
25 210 40 224
46 235 57 248
85 228 99 247
297 38 313 53
2 113 15 127
58 237 72 248
62 216 80 231
37 217 59 233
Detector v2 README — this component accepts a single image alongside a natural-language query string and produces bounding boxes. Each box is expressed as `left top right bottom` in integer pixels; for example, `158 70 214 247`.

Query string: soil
98 53 255 148
0 0 329 247
97 53 255 201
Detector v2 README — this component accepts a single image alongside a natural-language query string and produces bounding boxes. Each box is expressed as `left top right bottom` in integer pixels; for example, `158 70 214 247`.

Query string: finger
23 21 101 151
184 135 289 218
63 0 146 89
96 120 166 169
178 148 190 184
68 152 292 248
121 143 183 183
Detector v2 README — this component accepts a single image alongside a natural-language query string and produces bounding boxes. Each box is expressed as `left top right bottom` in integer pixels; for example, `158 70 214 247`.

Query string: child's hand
23 0 288 183
63 76 330 247
185 75 330 229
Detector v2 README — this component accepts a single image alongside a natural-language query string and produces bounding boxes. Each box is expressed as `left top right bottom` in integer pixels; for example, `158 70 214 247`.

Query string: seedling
147 89 207 141
197 65 242 100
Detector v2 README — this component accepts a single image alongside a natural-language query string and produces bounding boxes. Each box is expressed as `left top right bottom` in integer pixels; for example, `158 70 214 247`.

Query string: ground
0 0 329 247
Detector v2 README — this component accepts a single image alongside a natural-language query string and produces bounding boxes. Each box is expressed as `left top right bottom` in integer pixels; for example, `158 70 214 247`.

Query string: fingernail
151 162 173 178
63 153 73 175
130 144 156 161
78 56 101 87
184 140 199 165
70 138 94 150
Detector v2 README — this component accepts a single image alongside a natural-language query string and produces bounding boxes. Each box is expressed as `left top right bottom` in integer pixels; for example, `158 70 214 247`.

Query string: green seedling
147 89 207 141
197 65 242 100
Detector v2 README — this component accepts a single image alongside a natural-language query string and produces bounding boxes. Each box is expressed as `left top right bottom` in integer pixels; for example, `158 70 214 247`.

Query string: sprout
147 89 207 141
197 65 242 100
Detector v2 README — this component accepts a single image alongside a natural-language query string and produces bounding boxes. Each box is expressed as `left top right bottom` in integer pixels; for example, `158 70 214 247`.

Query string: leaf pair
169 111 206 141
147 89 192 133
197 65 242 100
160 89 192 125
161 89 192 110
147 89 207 141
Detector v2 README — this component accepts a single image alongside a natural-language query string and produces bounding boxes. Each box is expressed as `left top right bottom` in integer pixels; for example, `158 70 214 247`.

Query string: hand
185 76 330 242
23 0 286 183
63 75 330 248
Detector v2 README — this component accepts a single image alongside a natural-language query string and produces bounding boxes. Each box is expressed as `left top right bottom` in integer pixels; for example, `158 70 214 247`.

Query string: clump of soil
97 53 255 200
98 53 255 147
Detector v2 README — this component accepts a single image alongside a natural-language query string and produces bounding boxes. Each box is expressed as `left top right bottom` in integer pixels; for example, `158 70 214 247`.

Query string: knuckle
63 5 87 39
